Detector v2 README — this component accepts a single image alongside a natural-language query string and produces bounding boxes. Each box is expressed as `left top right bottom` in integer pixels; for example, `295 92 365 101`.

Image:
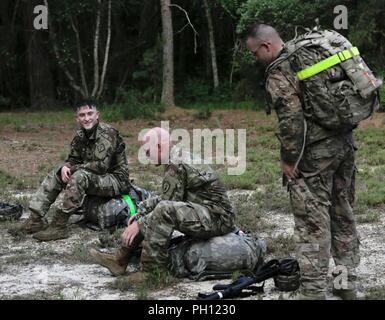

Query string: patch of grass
356 212 381 224
0 111 74 129
108 276 134 291
68 242 94 264
109 268 175 300
356 166 385 206
0 286 67 300
0 170 15 189
194 108 212 120
180 101 259 111
135 286 150 300
365 285 385 300
266 234 296 258
144 267 175 290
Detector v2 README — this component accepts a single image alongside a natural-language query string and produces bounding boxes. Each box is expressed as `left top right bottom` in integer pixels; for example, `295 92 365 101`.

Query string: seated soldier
90 127 236 282
9 100 133 241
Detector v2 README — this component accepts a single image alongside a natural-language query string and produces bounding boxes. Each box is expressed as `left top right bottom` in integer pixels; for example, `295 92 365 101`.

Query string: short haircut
75 100 97 112
246 23 281 42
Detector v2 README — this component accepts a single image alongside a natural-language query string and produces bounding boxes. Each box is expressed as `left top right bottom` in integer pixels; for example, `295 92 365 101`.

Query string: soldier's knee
69 169 89 185
151 201 174 217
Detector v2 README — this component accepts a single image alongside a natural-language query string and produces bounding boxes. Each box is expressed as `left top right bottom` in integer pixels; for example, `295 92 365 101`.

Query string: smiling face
75 105 100 130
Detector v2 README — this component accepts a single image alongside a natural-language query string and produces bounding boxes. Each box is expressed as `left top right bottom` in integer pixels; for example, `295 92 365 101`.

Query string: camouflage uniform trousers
29 167 123 218
288 134 360 296
136 200 234 272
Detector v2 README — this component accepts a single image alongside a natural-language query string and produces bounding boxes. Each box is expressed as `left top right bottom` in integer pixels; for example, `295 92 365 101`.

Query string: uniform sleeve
64 136 83 170
161 164 187 201
266 70 305 165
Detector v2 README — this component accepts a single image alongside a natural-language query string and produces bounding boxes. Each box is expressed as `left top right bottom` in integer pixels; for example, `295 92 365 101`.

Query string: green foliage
194 107 212 120
0 170 14 189
132 38 163 101
101 89 165 121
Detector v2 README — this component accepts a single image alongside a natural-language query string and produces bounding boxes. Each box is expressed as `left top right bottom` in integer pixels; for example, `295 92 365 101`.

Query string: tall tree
23 0 56 108
203 0 219 89
160 0 175 107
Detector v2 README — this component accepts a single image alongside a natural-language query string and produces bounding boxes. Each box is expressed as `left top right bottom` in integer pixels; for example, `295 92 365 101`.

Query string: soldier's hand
128 213 139 225
281 161 299 180
121 222 140 247
61 166 71 183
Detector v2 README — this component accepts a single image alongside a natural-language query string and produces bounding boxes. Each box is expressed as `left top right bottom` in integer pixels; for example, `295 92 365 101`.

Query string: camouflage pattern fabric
288 134 360 295
83 186 153 230
265 47 361 296
265 57 340 165
64 121 131 191
169 232 266 280
136 146 235 272
28 121 131 219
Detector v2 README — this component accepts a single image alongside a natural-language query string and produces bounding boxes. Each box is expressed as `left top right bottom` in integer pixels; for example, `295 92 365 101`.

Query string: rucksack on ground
169 231 266 280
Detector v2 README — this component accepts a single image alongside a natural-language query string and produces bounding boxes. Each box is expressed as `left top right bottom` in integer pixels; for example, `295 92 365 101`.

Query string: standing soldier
9 100 132 241
246 24 381 299
90 127 236 282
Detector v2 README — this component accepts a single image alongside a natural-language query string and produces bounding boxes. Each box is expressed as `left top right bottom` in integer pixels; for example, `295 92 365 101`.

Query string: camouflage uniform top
265 46 341 165
64 121 130 189
139 145 234 220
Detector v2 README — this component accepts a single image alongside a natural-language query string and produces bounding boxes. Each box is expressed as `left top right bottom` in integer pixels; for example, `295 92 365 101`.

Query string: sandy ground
1 190 384 300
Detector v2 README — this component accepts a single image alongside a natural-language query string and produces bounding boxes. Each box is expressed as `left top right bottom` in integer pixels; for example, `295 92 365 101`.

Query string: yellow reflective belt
296 47 360 81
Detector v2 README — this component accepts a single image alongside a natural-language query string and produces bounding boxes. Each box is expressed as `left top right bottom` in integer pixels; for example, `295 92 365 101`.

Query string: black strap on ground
198 258 299 300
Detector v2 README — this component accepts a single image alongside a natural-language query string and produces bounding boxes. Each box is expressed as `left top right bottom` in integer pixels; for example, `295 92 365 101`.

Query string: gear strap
296 47 360 80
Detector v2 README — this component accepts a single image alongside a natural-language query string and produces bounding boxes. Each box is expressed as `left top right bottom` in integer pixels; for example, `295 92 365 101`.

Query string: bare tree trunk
70 16 89 97
160 0 175 107
91 0 102 98
24 0 56 108
44 0 86 97
97 0 112 98
203 0 219 89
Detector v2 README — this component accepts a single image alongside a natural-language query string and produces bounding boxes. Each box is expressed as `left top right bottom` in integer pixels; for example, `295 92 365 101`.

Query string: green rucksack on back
266 27 383 130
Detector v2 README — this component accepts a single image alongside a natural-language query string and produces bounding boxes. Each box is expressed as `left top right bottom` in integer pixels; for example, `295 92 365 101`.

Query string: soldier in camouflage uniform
90 127 235 282
9 101 132 241
246 24 360 299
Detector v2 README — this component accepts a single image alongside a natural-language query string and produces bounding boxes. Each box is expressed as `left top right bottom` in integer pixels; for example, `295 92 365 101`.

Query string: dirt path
1 190 384 300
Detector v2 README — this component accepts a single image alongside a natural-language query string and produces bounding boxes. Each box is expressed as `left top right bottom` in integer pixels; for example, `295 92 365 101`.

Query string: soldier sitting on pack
9 100 134 241
90 127 236 283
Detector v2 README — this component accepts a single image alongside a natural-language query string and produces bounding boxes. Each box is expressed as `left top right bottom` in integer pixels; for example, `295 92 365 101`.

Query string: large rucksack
169 231 266 280
266 28 382 130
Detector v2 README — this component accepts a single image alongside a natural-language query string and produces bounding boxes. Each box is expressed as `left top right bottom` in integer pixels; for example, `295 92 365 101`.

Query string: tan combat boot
8 211 48 236
90 232 144 276
33 211 70 241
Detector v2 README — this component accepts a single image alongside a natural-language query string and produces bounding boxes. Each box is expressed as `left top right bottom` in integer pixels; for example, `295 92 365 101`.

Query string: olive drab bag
169 231 266 280
266 27 383 130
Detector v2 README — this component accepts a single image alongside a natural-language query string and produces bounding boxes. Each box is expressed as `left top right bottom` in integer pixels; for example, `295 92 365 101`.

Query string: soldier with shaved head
90 127 235 282
246 23 362 300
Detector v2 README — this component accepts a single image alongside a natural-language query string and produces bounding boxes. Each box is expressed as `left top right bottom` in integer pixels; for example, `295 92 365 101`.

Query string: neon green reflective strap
296 47 360 81
122 194 136 216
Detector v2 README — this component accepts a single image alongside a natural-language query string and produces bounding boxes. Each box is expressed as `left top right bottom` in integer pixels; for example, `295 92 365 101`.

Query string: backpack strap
296 47 360 80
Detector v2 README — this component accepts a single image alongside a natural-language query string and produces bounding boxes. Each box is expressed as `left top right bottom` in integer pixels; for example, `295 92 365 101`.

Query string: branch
70 16 89 97
91 0 102 98
169 4 198 54
11 0 20 33
43 0 85 97
97 0 112 98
